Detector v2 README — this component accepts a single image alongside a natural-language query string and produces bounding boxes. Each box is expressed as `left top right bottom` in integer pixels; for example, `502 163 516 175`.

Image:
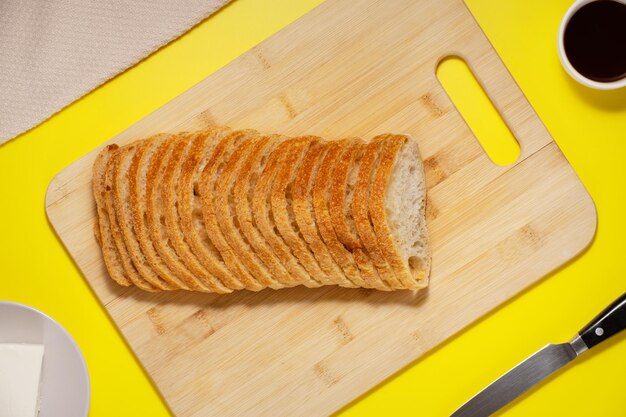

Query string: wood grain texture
45 0 596 415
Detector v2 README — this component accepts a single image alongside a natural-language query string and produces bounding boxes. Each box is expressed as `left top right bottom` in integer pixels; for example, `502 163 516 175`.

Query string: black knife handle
578 291 626 349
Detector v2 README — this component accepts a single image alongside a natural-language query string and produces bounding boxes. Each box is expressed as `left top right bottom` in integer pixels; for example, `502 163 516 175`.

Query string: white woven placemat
0 0 231 145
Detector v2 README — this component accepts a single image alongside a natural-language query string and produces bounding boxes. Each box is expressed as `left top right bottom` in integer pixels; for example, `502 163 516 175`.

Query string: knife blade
451 291 626 417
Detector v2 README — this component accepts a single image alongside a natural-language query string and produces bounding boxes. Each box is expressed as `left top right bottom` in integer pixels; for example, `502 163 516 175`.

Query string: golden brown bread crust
253 138 321 288
128 138 174 290
93 144 131 287
371 134 428 289
94 128 430 293
130 135 186 291
112 142 159 292
352 138 400 289
104 148 146 288
161 133 221 292
145 135 198 290
214 134 281 289
177 128 236 292
200 130 263 291
292 142 354 288
162 131 231 294
271 137 330 287
313 140 367 287
329 139 389 290
329 139 361 251
234 136 298 288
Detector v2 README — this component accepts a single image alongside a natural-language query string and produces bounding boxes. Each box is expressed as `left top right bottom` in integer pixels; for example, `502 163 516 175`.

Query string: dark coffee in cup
563 0 626 83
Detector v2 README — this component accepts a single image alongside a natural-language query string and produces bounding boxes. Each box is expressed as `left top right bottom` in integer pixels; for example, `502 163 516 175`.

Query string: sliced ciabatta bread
161 133 223 293
93 127 430 293
112 142 159 292
200 130 263 291
313 140 366 288
92 144 131 287
177 128 236 292
352 138 400 289
253 138 322 289
371 134 430 289
271 137 328 287
214 135 282 289
104 147 148 289
130 135 189 291
329 139 362 251
161 131 230 294
145 134 199 291
330 138 389 290
234 135 301 288
128 137 177 291
293 142 354 288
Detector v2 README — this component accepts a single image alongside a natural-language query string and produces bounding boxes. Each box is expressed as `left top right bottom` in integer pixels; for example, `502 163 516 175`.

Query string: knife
451 291 626 417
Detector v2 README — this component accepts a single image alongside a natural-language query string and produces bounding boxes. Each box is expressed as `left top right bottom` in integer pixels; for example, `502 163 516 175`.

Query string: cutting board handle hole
437 56 520 166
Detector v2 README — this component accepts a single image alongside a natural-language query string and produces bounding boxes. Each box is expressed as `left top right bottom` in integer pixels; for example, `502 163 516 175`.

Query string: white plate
0 301 90 417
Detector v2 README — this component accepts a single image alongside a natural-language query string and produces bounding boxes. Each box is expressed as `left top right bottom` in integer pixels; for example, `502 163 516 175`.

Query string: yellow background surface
1 0 625 415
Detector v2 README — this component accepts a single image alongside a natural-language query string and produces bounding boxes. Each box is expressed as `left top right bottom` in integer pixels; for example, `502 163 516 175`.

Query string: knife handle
578 291 626 349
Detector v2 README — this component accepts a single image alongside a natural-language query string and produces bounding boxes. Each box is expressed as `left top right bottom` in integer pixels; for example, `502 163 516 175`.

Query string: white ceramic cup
558 0 626 90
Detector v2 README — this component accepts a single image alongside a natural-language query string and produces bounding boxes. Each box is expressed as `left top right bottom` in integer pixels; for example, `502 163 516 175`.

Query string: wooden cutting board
45 0 597 415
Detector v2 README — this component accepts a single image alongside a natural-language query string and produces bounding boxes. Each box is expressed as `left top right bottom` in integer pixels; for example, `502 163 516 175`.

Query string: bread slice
130 135 192 291
313 140 367 287
104 147 148 289
145 134 202 291
371 134 430 289
92 144 131 287
112 141 160 292
234 135 300 288
214 135 281 289
94 128 430 293
329 138 390 290
177 128 238 292
292 142 354 288
271 137 331 287
200 130 263 291
162 130 230 294
352 138 401 289
252 138 323 288
161 132 226 293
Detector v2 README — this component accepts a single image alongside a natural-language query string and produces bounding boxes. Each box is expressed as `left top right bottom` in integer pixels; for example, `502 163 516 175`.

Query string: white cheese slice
0 343 44 417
